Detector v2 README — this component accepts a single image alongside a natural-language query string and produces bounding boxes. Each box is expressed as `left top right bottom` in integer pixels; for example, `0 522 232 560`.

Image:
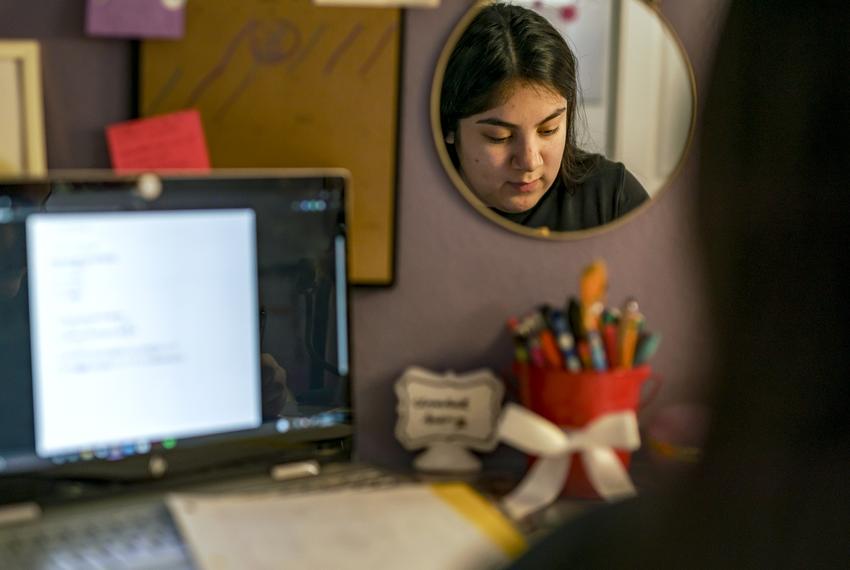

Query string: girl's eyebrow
475 107 566 129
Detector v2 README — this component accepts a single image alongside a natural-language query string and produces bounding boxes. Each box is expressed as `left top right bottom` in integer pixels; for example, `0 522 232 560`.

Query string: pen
530 310 564 369
619 298 644 369
601 308 620 369
579 260 608 334
547 309 582 372
577 339 591 370
566 296 584 340
517 313 546 368
587 329 609 372
579 260 608 307
634 332 661 366
526 333 546 368
507 317 532 406
583 301 607 370
601 307 621 326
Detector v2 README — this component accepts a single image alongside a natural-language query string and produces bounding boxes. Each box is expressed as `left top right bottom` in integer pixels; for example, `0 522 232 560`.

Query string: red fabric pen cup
514 363 659 499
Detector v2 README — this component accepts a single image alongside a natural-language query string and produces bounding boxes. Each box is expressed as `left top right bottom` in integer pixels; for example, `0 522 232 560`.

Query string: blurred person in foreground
508 2 850 568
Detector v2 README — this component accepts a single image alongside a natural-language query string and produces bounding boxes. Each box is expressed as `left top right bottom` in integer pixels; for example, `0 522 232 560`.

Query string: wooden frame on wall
0 41 47 177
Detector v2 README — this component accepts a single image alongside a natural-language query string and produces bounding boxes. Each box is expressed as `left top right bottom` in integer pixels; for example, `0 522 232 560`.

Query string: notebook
166 482 525 569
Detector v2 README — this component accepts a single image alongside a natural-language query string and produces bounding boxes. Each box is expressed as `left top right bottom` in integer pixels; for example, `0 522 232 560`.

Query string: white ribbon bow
497 403 641 520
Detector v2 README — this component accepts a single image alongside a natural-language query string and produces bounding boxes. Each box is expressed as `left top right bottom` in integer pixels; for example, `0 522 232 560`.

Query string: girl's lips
508 178 541 193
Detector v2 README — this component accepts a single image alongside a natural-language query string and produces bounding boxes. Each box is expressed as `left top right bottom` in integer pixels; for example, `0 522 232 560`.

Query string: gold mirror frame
430 0 697 240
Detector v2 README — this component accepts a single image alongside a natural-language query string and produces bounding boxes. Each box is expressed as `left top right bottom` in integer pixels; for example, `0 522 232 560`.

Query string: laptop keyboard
0 502 187 570
0 463 401 570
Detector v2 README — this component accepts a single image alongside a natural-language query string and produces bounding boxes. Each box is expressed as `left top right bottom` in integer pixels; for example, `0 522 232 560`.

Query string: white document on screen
26 209 261 457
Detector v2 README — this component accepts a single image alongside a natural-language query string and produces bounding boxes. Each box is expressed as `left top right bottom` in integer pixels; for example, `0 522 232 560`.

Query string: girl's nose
512 139 543 170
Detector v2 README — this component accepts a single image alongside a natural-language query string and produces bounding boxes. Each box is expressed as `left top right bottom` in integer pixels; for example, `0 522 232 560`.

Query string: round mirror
431 0 696 238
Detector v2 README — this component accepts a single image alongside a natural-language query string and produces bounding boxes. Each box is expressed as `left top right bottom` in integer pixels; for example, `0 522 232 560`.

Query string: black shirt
498 155 649 232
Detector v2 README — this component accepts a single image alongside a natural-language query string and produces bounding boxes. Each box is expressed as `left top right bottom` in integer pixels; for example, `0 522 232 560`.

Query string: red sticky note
106 109 211 173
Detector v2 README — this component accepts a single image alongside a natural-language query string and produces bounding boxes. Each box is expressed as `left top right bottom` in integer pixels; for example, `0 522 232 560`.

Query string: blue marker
587 330 609 372
548 309 582 372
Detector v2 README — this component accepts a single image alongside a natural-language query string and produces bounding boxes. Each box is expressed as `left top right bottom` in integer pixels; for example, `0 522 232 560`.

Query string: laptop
0 170 387 568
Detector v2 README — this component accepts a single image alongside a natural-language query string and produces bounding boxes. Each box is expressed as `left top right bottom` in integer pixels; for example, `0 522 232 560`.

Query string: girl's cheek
490 148 509 166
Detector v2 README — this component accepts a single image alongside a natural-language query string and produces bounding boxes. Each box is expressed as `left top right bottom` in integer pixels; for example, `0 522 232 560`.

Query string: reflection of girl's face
450 82 567 213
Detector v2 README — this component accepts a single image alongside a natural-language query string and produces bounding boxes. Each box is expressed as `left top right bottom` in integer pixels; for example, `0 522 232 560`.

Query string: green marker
634 332 661 366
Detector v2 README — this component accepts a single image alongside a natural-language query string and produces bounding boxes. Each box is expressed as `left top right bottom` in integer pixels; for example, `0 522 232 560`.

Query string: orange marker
579 260 608 333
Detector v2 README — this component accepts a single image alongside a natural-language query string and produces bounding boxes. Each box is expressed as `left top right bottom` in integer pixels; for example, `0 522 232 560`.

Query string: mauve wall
353 0 729 468
0 0 728 470
0 1 134 168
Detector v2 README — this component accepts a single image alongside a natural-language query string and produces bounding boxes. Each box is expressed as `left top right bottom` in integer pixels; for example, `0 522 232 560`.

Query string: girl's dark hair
440 2 595 183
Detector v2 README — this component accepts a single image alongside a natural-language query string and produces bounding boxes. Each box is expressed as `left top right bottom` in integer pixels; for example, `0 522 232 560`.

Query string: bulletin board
140 0 401 285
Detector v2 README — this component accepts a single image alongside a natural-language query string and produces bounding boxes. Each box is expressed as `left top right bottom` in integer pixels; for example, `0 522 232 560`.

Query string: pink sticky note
86 0 186 39
106 110 211 173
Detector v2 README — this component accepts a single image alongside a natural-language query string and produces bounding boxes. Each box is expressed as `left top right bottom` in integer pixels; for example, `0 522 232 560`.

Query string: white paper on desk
167 484 510 570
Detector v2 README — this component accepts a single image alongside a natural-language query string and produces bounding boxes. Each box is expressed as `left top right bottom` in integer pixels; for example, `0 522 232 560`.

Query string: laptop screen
0 171 351 479
28 209 262 458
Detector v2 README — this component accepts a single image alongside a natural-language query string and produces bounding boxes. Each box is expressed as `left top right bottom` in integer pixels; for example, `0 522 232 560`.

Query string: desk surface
0 449 686 568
